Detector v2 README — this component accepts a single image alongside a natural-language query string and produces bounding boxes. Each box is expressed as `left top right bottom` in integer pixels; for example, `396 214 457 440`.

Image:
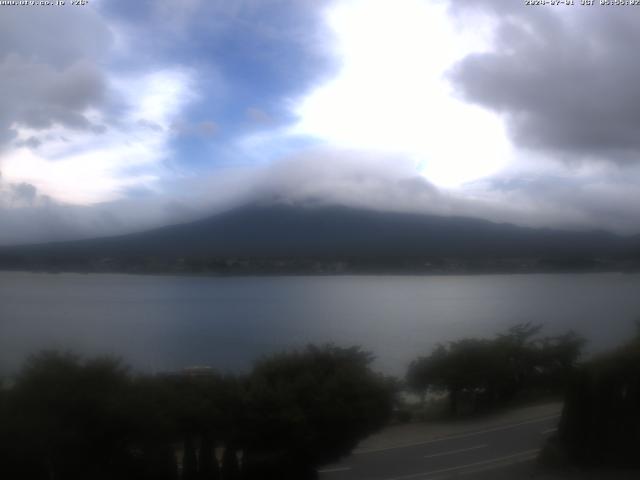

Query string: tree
407 344 448 402
197 433 219 480
7 351 136 480
407 323 585 416
554 331 640 467
0 345 394 479
220 445 241 480
242 345 394 479
408 337 512 415
139 371 240 480
535 330 585 391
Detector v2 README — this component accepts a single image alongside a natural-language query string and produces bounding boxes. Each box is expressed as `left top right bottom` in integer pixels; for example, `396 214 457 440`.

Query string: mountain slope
0 204 637 272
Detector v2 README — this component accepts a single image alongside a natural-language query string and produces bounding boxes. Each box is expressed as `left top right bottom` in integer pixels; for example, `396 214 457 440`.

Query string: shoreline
1 267 638 279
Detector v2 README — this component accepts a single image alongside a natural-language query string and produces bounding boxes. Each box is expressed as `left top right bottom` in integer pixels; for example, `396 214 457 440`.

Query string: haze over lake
1 271 639 377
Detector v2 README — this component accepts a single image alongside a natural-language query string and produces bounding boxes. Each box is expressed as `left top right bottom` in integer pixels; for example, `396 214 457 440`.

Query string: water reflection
1 272 639 375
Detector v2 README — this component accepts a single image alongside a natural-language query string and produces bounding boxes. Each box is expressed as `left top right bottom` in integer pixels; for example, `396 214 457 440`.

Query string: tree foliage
407 323 585 415
555 329 640 467
243 345 394 479
0 345 393 480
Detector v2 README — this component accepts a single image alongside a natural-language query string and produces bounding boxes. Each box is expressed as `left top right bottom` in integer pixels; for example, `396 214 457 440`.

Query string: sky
1 0 640 244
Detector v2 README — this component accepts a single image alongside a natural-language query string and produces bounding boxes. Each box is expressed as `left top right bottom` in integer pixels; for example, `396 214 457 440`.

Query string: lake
1 271 639 377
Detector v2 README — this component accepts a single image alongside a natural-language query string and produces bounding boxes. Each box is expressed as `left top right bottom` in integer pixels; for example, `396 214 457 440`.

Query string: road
318 413 559 480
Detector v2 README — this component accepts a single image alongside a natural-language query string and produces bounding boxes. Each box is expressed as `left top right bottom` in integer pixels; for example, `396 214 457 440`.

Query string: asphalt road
318 414 560 480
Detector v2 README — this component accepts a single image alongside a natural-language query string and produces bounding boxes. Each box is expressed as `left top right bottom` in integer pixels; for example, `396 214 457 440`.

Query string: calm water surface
1 272 639 376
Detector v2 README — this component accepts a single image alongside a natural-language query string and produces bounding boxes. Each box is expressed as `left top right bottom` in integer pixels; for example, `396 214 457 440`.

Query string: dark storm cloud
0 8 111 150
0 7 110 67
0 58 107 145
448 2 640 161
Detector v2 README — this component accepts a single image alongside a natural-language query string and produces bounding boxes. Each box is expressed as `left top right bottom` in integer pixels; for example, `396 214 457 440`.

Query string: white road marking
355 414 560 455
423 444 488 459
383 449 540 480
541 427 558 435
317 466 352 474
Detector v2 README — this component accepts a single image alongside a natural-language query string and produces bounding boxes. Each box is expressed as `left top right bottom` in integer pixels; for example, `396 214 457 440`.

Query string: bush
242 345 395 479
0 345 394 480
407 323 585 416
556 334 640 467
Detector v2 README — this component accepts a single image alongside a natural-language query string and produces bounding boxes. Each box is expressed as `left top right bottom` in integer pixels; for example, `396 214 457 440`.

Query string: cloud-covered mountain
1 203 637 274
4 1 640 243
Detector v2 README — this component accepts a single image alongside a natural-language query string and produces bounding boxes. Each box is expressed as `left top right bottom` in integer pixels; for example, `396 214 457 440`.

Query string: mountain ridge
0 203 638 274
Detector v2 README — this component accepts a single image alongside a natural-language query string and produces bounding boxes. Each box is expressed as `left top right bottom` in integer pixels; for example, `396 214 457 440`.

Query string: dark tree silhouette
221 445 241 480
183 435 198 480
198 434 219 479
241 345 394 479
5 351 135 480
552 329 640 467
0 345 392 479
407 323 585 415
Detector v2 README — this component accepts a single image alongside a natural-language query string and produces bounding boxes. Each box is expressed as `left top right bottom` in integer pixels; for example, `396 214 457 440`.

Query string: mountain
0 204 638 273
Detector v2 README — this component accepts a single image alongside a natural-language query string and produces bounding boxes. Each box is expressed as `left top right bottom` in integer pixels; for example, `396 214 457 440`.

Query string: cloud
171 120 219 138
244 149 640 235
0 56 106 136
4 0 640 246
0 0 338 243
2 68 195 205
0 8 111 151
4 145 640 246
100 0 335 143
0 174 201 245
464 161 640 234
247 149 444 209
447 2 640 162
0 6 111 67
0 148 443 244
292 0 510 188
9 183 37 206
246 107 273 125
0 1 204 209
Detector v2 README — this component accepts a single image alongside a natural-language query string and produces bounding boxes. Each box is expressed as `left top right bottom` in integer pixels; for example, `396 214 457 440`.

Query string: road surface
318 412 559 480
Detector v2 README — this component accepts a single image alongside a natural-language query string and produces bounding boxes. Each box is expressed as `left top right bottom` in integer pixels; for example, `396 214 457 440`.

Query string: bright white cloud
3 69 194 204
293 0 512 188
